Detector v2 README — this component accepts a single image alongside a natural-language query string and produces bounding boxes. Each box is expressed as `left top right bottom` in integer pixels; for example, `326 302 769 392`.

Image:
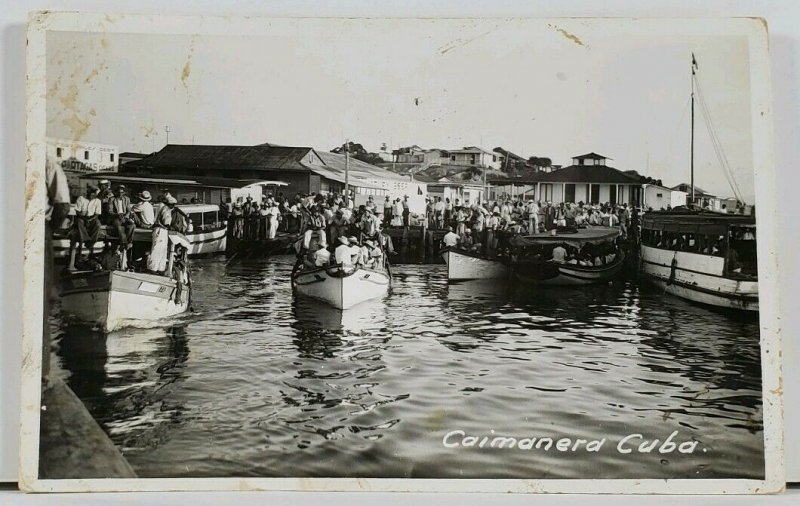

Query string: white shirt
335 244 352 265
552 246 567 263
443 231 460 247
434 201 445 212
75 196 102 217
313 248 330 267
132 201 155 225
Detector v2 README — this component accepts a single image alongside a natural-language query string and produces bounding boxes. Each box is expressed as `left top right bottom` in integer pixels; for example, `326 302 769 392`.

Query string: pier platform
39 378 136 479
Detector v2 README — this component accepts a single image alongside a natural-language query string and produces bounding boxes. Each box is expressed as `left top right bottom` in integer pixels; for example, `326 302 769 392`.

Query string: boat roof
177 203 220 213
510 227 621 248
642 208 755 227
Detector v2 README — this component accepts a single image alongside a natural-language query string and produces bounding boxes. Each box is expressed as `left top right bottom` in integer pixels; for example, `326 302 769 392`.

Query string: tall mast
690 53 697 206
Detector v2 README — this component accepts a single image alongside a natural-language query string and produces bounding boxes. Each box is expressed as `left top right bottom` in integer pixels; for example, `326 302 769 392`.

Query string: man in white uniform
147 195 176 273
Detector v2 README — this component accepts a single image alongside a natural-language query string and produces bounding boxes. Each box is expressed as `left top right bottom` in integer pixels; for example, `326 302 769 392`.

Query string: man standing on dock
526 199 540 235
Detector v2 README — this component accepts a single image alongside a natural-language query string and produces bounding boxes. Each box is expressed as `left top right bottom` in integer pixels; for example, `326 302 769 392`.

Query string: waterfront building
534 153 644 205
642 184 687 210
442 146 502 170
671 183 721 210
47 137 119 173
425 180 486 206
119 142 423 207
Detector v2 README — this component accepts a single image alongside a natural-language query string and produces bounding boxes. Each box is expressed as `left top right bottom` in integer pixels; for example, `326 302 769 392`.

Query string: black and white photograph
19 13 782 494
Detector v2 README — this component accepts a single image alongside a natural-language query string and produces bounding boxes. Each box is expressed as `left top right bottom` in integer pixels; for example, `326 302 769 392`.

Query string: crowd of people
223 192 412 242
66 179 191 275
433 196 635 258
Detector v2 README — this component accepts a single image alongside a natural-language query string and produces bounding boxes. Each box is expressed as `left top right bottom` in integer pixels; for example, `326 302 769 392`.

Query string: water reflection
50 257 764 479
53 324 190 451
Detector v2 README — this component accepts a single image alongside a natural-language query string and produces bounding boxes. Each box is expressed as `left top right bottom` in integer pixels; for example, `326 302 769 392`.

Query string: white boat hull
60 270 190 331
292 265 390 309
441 248 509 281
640 245 758 311
53 227 226 259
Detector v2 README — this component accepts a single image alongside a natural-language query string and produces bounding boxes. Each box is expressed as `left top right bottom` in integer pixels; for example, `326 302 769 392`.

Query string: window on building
590 184 600 204
110 153 115 162
656 193 663 198
492 155 497 162
84 150 89 160
451 155 456 161
565 184 576 203
56 147 62 158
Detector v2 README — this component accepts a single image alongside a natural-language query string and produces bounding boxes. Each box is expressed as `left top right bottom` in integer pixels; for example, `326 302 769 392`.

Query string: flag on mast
692 53 698 70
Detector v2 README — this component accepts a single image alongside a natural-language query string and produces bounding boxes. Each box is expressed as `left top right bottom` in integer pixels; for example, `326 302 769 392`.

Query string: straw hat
139 190 152 201
348 236 358 244
338 236 349 245
165 195 178 204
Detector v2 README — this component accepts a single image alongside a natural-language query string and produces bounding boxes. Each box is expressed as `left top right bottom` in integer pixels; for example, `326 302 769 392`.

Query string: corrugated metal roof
125 144 315 172
536 165 641 184
317 151 408 182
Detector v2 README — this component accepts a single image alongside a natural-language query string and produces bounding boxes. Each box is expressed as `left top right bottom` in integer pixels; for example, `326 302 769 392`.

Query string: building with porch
442 146 502 170
533 153 643 206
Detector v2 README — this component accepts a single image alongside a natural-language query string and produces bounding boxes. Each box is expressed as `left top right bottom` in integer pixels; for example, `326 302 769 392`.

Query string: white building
47 137 119 172
642 184 687 210
442 146 502 170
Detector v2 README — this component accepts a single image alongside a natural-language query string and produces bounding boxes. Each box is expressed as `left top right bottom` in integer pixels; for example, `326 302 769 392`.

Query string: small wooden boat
513 251 626 285
510 227 625 286
292 263 391 310
59 232 192 331
640 209 758 311
440 247 509 281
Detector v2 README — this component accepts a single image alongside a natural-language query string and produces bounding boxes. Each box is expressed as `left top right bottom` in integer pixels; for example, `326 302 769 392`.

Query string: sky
46 18 755 202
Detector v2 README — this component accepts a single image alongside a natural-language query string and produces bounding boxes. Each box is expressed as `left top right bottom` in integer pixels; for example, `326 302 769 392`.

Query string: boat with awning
640 209 757 311
510 227 625 285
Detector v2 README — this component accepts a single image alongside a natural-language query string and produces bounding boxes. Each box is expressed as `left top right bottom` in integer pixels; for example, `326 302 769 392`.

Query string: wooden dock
383 226 448 264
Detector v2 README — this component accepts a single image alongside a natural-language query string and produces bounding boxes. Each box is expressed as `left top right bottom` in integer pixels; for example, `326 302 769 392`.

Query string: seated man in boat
348 236 362 267
460 229 474 250
97 240 125 271
132 190 155 228
442 226 460 249
334 236 354 268
551 244 568 264
108 185 136 248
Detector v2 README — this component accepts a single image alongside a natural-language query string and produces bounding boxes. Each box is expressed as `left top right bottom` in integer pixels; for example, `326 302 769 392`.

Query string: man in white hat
334 236 353 268
147 194 176 273
132 190 155 228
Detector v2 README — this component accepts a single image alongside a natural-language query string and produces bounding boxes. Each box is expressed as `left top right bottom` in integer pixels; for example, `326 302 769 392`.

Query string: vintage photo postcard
19 13 783 493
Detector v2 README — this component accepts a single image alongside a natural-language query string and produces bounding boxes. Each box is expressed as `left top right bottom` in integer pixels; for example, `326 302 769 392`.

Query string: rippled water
50 255 764 479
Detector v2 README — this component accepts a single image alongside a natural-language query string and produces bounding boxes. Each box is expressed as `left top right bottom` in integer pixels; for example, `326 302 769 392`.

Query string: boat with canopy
510 227 625 285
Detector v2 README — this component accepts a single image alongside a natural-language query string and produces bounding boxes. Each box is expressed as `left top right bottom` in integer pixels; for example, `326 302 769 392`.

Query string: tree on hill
331 141 384 165
528 156 552 168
